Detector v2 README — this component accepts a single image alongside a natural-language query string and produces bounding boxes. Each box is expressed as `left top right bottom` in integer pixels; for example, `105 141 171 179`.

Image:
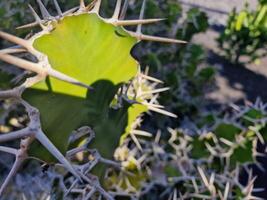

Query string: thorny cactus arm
0 81 118 199
0 0 185 198
0 137 34 196
109 98 267 199
0 42 92 89
0 78 83 192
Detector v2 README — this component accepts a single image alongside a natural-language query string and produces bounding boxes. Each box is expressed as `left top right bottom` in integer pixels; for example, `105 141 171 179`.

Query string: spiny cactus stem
119 0 129 20
137 0 147 34
243 175 257 197
197 167 211 191
66 168 114 199
140 87 170 96
111 18 165 26
139 73 163 83
53 0 62 16
0 80 84 192
0 128 32 143
68 126 95 144
80 0 86 9
0 153 25 196
130 133 143 150
0 53 92 90
91 0 102 13
36 0 52 20
65 179 82 197
22 74 45 89
112 0 122 20
65 6 80 15
0 136 35 196
0 98 37 196
143 102 164 109
224 182 230 200
154 130 162 144
127 31 187 44
78 173 114 200
66 146 87 159
35 130 82 182
0 146 17 155
0 31 34 53
84 0 98 12
131 130 152 137
65 148 124 197
16 21 42 30
146 105 177 118
0 87 23 100
219 137 235 147
47 68 93 90
28 4 47 30
250 127 265 144
17 6 79 30
84 188 97 199
99 157 122 169
0 54 45 75
0 48 26 54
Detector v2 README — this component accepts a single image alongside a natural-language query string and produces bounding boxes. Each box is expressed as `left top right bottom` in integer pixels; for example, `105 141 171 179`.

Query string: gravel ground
181 0 267 106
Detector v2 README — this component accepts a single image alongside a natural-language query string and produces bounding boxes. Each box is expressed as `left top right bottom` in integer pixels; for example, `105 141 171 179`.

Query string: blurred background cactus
218 0 267 65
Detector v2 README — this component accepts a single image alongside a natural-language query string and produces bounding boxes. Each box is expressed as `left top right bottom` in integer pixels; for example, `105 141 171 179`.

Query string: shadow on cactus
0 0 184 198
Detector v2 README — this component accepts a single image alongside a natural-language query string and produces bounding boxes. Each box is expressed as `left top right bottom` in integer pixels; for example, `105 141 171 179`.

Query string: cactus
0 1 266 199
107 100 267 199
0 0 185 198
218 0 267 64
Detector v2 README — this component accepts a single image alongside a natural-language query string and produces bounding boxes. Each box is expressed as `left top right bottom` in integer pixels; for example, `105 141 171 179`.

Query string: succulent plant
0 0 185 198
218 0 267 65
106 100 267 199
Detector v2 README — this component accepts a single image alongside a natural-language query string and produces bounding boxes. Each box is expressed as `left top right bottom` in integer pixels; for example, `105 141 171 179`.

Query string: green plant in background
218 0 267 65
0 0 184 198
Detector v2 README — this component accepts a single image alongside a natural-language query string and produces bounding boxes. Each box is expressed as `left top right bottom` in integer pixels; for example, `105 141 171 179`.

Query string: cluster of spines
108 100 267 199
0 0 186 198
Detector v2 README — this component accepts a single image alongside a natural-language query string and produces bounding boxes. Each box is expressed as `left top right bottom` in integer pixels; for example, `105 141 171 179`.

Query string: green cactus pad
23 13 144 161
32 13 138 97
